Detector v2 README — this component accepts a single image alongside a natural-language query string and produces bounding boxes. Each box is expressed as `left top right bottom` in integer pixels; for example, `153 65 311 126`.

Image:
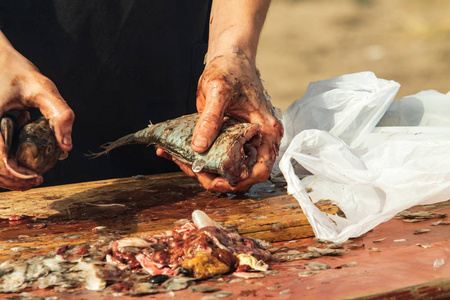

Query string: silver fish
89 113 262 186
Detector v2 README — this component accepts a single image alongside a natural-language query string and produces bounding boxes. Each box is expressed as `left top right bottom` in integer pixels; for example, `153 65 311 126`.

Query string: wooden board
0 172 337 263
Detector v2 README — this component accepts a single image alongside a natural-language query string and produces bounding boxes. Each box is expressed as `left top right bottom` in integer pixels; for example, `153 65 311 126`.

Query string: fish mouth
220 124 262 186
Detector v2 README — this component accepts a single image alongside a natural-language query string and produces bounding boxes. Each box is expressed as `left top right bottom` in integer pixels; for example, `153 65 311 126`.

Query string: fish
89 113 262 186
0 116 68 174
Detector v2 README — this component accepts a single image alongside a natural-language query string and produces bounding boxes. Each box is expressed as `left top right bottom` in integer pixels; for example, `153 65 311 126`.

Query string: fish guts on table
108 211 270 279
89 113 262 186
0 211 271 294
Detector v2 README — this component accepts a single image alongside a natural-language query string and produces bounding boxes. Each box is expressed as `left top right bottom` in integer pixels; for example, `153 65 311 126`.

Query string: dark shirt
0 0 210 185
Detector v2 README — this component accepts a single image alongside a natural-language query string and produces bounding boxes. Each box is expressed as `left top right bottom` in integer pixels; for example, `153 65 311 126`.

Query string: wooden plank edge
343 277 450 300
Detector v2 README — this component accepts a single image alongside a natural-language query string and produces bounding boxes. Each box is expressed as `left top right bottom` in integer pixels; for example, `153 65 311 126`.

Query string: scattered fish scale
271 250 320 261
282 205 299 209
5 294 46 300
201 291 234 300
129 283 160 296
305 262 331 271
298 271 320 277
190 285 221 293
393 239 408 242
266 284 283 290
402 219 423 223
279 289 291 295
233 272 265 279
431 220 450 226
347 243 365 250
372 238 386 243
0 262 27 293
335 262 358 269
307 247 346 256
251 216 268 220
434 258 445 268
163 277 196 291
369 247 382 252
395 211 447 219
325 243 343 249
417 243 434 248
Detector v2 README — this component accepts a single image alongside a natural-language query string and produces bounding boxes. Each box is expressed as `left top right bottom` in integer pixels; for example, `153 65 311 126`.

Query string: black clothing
0 0 210 185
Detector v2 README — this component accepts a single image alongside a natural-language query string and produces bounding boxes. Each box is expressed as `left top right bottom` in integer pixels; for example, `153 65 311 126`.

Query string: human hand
158 51 283 193
157 0 280 193
0 31 74 190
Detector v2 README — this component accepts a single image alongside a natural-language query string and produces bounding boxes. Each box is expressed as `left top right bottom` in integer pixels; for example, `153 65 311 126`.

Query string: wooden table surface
1 172 450 299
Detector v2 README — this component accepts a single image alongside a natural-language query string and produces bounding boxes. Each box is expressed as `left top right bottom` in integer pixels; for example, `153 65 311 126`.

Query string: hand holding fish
0 31 75 190
160 53 283 193
158 0 282 193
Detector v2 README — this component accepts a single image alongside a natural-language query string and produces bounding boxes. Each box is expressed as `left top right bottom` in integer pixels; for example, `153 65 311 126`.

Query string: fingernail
62 135 72 146
193 135 208 149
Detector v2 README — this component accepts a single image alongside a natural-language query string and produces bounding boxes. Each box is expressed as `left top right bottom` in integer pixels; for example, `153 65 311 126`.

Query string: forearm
207 0 271 64
0 30 13 50
0 31 17 75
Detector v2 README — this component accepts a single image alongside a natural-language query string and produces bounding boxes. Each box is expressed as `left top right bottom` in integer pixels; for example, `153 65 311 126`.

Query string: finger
192 80 232 153
0 175 39 191
0 158 43 190
3 158 41 179
157 148 221 189
170 157 223 189
26 78 75 152
155 148 172 160
40 100 74 152
171 158 197 179
0 131 9 163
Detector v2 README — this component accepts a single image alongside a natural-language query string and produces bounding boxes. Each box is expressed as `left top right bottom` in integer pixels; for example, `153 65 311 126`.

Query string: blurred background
257 0 450 112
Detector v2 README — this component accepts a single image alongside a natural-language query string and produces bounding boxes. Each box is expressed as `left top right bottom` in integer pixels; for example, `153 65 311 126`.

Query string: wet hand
162 52 283 193
0 31 75 190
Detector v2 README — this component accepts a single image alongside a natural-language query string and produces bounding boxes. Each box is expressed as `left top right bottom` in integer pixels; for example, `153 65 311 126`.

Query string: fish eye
46 145 53 155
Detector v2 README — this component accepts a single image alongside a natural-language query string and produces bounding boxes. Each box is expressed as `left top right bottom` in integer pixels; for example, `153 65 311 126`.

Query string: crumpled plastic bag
276 71 450 243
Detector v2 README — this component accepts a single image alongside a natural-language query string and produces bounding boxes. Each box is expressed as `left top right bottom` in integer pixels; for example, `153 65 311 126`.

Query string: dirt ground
258 0 450 112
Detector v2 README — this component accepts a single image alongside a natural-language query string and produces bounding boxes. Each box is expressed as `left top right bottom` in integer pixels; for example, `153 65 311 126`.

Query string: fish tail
85 128 154 159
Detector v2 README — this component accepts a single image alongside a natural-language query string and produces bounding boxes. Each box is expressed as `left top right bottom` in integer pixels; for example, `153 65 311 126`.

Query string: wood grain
0 172 338 262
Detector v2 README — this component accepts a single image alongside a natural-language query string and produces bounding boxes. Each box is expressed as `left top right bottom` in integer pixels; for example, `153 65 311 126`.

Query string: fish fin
1 117 15 156
84 142 114 159
58 151 69 160
85 131 151 159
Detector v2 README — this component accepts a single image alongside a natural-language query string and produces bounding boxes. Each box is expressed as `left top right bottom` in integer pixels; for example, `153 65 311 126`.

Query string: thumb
192 93 228 153
30 82 75 152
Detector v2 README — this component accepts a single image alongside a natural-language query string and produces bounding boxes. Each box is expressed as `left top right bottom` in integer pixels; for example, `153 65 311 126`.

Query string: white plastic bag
277 71 450 243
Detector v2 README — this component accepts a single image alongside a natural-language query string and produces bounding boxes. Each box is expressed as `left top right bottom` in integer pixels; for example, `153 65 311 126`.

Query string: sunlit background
258 0 450 112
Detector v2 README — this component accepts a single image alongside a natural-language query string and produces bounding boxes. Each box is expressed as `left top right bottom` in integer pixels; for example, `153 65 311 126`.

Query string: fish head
14 118 64 174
